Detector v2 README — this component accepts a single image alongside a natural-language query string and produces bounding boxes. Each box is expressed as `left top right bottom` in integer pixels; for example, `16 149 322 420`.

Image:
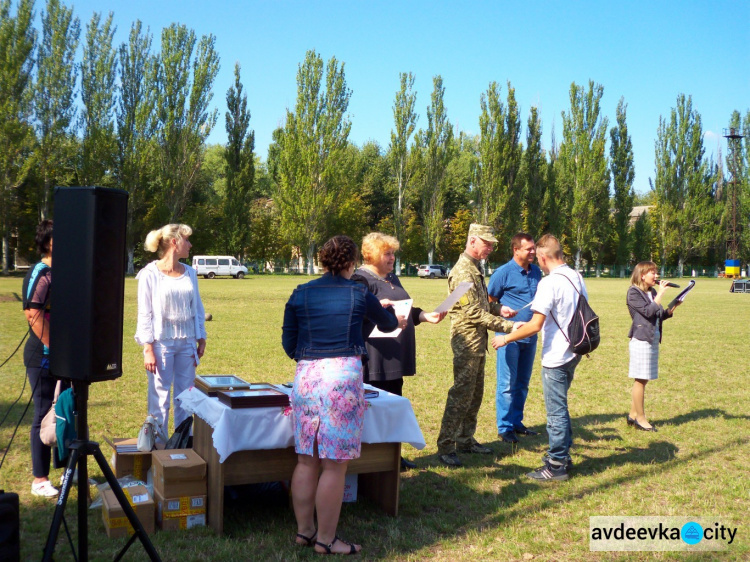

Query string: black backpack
550 273 600 355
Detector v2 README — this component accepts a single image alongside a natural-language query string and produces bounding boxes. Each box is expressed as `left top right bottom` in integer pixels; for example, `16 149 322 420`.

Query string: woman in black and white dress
626 261 679 432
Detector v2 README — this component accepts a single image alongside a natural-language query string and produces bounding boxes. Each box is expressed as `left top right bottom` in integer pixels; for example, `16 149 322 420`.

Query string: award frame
217 383 290 408
194 375 252 397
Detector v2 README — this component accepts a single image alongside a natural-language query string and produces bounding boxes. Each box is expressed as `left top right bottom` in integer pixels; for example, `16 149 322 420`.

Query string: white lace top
135 261 207 345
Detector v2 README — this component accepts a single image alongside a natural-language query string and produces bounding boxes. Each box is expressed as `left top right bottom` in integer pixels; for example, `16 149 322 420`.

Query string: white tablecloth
176 385 426 463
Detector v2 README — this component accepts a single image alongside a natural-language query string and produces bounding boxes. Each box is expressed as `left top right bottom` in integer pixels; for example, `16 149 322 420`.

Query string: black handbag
165 416 193 449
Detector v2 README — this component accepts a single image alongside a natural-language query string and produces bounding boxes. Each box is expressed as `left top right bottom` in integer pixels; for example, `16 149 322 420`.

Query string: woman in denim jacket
282 235 399 555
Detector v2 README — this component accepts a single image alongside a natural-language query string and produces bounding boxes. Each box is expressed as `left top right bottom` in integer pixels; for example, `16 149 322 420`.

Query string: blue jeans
541 356 581 464
496 336 537 433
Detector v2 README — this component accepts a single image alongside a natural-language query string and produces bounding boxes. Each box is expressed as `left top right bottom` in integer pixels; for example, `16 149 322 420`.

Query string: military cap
467 223 498 243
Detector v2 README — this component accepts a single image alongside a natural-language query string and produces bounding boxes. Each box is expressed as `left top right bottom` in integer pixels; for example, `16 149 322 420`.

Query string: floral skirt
291 356 364 461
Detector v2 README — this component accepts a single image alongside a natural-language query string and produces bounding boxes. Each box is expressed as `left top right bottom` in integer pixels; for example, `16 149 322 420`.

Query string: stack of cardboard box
101 484 155 538
151 449 207 530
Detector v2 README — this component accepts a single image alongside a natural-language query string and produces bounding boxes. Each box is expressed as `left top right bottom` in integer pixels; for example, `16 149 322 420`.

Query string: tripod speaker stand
42 186 160 560
42 381 160 561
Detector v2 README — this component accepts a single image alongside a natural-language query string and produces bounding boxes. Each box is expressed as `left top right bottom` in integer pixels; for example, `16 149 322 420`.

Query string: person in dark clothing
351 232 446 470
22 220 67 498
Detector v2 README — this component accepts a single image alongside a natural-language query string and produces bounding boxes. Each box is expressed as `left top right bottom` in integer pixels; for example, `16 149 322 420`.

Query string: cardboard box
101 485 155 538
154 489 207 531
342 473 357 503
151 449 207 498
104 437 152 481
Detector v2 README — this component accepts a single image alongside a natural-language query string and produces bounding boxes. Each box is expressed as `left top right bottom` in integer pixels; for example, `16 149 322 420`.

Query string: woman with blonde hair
626 261 679 431
351 232 446 470
135 224 207 442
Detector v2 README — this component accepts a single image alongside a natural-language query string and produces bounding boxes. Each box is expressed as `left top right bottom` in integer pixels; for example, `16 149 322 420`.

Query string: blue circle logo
681 522 703 545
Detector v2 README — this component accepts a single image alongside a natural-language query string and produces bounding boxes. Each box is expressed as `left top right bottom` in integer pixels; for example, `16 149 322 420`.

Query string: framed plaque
194 375 252 397
217 384 290 408
365 389 379 400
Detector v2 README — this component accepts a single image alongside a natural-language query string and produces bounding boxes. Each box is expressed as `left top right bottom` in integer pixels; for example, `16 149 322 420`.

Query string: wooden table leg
193 417 225 535
356 443 400 516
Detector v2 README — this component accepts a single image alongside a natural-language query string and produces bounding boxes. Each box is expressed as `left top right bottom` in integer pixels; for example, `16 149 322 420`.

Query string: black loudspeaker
0 492 20 562
50 186 128 382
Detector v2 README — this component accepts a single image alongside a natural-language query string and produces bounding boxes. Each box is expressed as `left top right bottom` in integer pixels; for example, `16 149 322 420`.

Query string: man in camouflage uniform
437 224 516 467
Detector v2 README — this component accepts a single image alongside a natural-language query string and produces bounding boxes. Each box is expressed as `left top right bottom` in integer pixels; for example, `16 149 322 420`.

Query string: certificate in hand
370 299 413 338
667 279 695 310
433 281 473 313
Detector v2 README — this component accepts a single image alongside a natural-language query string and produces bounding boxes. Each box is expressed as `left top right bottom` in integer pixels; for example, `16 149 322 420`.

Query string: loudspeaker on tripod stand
50 186 128 383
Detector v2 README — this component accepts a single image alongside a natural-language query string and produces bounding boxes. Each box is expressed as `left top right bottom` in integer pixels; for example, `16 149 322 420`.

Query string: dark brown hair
319 235 358 275
511 232 534 251
35 220 53 256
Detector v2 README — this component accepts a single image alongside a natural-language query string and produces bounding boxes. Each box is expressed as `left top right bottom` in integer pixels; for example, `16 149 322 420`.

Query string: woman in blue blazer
626 261 680 431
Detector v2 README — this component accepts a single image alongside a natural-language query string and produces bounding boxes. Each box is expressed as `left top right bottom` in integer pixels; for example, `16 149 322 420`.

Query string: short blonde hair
535 234 564 260
144 224 193 257
361 232 399 265
630 261 657 292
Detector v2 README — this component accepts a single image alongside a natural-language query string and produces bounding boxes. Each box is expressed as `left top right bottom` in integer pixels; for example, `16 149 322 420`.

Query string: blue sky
65 0 749 194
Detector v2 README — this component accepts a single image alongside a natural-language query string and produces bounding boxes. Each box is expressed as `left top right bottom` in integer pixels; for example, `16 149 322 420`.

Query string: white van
192 256 249 279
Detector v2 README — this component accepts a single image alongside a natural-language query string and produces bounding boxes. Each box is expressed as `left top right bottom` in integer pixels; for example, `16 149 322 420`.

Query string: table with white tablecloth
176 385 425 535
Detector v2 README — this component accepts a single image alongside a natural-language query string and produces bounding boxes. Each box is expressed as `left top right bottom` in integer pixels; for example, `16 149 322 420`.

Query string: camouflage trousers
437 352 486 454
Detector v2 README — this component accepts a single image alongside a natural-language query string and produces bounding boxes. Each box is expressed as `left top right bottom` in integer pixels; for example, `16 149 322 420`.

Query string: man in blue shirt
488 232 541 444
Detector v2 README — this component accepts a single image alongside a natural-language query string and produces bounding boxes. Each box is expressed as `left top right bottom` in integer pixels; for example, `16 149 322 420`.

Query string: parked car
417 264 448 278
192 256 248 279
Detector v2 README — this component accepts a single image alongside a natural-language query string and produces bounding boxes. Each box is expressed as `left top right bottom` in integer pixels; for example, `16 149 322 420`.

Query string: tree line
2 0 749 275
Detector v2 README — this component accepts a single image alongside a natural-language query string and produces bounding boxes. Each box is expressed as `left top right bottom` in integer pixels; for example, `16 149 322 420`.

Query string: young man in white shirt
491 234 587 481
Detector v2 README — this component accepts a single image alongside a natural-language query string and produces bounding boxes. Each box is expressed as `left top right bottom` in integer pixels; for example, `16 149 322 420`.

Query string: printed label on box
131 493 149 504
187 514 206 529
191 497 204 508
167 500 180 511
169 453 188 460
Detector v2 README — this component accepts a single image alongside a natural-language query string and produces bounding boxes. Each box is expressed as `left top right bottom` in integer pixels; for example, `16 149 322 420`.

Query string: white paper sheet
667 279 695 309
370 299 412 338
434 281 473 313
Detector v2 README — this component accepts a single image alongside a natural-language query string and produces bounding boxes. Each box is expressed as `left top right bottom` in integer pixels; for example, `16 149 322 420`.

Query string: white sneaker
31 480 59 497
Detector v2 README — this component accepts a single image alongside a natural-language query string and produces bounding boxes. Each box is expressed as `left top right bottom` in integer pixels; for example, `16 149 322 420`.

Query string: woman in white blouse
135 224 207 442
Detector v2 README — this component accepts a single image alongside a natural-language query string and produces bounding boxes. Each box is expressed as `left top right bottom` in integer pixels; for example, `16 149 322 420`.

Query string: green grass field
0 275 747 561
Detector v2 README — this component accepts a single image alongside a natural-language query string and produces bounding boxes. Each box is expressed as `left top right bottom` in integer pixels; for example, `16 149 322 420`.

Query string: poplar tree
0 0 35 273
558 80 610 272
543 127 564 239
79 11 117 187
499 82 522 240
477 81 504 224
520 106 546 236
414 75 452 264
275 50 352 274
610 97 635 270
34 0 80 219
389 71 417 274
116 20 155 273
653 94 719 276
477 81 522 239
631 212 653 263
223 62 255 258
153 23 220 221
